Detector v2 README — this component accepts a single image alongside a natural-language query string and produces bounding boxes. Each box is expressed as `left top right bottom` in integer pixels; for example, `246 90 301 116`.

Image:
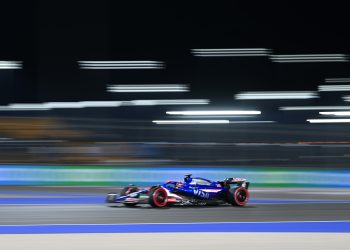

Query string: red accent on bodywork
167 198 177 203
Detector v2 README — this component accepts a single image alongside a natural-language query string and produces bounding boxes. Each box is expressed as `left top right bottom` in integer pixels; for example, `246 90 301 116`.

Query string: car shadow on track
107 204 256 210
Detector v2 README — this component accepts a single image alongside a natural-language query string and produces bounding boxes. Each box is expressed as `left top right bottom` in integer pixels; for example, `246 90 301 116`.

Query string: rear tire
120 186 139 207
149 187 168 208
227 187 249 206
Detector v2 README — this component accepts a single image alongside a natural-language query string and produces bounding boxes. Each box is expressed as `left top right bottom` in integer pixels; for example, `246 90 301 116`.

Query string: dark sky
0 1 349 120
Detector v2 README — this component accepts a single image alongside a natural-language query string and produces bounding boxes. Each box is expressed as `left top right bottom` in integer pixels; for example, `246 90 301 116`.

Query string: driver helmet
184 174 192 183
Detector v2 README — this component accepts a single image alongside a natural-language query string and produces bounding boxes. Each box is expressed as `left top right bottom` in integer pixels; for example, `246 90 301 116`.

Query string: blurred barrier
0 165 349 187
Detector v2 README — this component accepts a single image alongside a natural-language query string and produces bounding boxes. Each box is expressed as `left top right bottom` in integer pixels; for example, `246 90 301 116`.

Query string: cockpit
189 178 213 186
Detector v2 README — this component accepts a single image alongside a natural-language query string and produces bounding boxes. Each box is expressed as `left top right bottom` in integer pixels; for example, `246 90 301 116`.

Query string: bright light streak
235 91 318 100
318 85 350 91
280 106 350 111
108 84 189 93
153 120 274 124
271 54 346 57
81 66 163 69
325 78 350 83
44 102 85 108
193 48 270 51
229 121 275 124
110 90 187 93
79 101 122 107
6 102 122 109
0 107 50 111
307 119 350 123
166 110 261 115
78 61 164 69
342 96 350 102
8 104 49 109
109 85 187 89
272 60 347 63
130 99 209 106
2 103 50 110
0 99 209 111
192 54 268 57
0 61 22 69
319 111 350 116
81 64 159 67
79 61 161 63
191 48 271 57
270 54 348 63
152 120 229 124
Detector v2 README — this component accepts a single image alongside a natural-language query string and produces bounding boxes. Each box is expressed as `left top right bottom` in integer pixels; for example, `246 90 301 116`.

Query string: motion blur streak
191 48 271 57
0 61 22 69
166 110 261 115
270 54 348 63
325 78 350 83
107 84 189 93
319 111 350 116
130 99 209 105
152 120 229 124
0 99 210 110
318 85 350 91
280 106 350 110
342 96 350 102
229 121 275 123
78 61 164 69
307 119 350 123
235 91 318 100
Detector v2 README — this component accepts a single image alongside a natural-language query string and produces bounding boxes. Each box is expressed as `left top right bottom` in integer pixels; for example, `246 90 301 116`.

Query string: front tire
149 187 168 208
227 187 249 206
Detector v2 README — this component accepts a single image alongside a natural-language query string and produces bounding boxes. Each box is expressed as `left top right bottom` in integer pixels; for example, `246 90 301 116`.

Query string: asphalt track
0 187 350 225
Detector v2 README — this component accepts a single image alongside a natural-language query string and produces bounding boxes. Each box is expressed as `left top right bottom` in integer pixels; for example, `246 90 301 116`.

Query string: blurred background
1 3 350 248
0 1 350 186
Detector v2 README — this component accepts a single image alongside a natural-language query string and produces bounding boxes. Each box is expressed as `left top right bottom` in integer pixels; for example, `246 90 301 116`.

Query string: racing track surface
0 187 350 225
1 203 350 225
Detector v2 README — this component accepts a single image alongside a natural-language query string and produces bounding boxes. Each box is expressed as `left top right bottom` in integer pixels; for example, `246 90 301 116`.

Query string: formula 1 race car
106 174 249 208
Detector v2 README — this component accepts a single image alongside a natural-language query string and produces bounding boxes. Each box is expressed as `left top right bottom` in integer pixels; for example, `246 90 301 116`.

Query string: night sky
0 1 349 123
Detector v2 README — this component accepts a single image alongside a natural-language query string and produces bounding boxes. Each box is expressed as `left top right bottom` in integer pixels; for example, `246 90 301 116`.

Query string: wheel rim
153 188 167 207
234 188 248 205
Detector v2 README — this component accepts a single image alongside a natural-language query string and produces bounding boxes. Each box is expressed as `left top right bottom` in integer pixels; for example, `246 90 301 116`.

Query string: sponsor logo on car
193 189 210 199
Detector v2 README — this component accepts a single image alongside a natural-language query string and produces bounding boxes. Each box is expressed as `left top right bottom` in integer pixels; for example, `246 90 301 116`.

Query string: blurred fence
1 140 350 168
1 117 350 168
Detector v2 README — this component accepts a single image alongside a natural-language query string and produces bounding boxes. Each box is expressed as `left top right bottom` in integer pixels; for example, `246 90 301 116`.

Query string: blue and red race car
106 174 249 208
